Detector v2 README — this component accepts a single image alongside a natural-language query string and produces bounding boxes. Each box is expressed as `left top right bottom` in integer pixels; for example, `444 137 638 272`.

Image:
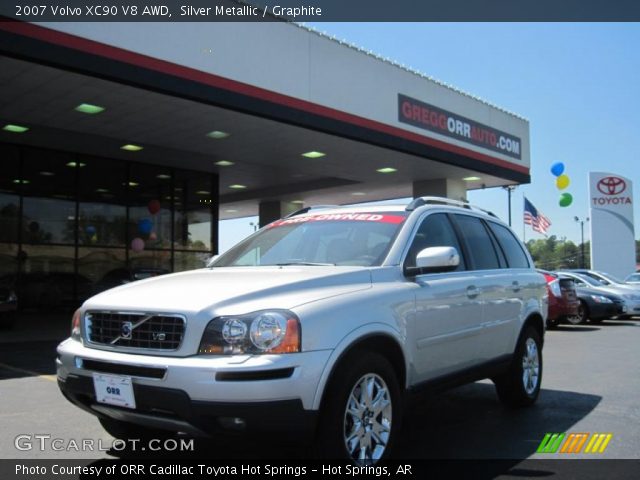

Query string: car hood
83 266 373 315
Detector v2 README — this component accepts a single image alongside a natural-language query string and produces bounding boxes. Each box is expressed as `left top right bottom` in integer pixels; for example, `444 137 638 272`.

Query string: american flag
524 197 551 234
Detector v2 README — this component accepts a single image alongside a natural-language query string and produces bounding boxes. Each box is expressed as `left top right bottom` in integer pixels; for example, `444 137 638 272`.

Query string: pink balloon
131 237 145 252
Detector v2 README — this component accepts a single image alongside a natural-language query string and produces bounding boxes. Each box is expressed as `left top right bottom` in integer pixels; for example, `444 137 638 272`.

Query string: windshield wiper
273 262 336 266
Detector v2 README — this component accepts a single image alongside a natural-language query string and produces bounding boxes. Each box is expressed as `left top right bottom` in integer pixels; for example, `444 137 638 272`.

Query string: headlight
590 295 613 304
70 309 82 341
199 310 301 355
549 280 561 297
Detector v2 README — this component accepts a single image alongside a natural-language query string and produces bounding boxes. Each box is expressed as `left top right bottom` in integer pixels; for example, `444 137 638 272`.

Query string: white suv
57 197 547 463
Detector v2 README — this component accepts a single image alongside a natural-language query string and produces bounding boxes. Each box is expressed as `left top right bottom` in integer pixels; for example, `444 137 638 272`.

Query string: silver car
56 197 547 463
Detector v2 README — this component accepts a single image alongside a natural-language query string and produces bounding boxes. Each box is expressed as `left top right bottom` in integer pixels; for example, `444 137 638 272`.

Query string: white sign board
589 172 635 278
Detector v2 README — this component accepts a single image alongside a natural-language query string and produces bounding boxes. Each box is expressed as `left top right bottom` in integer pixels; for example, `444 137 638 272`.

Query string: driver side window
405 213 465 270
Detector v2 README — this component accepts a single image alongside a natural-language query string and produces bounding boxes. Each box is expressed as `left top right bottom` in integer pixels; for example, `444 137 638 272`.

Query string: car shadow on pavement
550 326 601 332
98 382 601 469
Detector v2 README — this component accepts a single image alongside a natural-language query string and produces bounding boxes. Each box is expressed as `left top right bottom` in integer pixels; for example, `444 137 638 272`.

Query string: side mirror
405 246 460 276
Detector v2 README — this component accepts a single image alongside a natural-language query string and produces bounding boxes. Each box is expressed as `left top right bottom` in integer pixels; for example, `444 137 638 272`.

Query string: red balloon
148 199 161 215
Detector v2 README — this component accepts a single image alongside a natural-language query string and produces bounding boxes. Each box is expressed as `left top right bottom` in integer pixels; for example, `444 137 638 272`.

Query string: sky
219 23 640 252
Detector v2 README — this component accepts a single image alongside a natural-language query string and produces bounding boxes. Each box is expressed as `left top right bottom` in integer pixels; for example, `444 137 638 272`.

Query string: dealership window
174 170 215 253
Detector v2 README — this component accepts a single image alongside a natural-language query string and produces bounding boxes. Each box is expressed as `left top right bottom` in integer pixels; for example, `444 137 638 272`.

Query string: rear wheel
494 326 542 408
316 351 402 464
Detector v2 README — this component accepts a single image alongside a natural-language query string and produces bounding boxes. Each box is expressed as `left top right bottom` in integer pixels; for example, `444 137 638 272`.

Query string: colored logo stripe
537 433 566 453
560 433 589 453
584 433 613 453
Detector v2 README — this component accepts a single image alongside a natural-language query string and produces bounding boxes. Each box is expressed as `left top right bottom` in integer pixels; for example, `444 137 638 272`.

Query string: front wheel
570 301 589 324
316 352 402 464
494 326 542 408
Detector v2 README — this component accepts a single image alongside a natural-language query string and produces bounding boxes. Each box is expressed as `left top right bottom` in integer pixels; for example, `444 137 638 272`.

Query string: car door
407 213 485 382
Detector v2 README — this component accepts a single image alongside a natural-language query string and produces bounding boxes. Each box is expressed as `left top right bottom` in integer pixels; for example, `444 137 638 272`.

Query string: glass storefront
0 143 218 312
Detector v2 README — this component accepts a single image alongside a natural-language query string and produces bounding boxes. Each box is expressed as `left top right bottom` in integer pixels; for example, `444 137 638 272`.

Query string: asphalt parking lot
1 314 639 463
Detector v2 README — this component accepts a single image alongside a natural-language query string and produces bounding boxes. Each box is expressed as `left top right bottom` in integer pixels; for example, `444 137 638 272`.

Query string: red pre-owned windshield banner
268 213 406 227
398 94 522 160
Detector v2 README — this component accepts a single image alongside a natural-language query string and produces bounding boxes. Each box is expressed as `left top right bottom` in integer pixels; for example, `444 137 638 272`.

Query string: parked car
567 269 640 291
0 272 93 311
557 271 640 319
538 270 579 327
0 283 18 328
556 273 625 323
625 273 640 284
57 197 547 464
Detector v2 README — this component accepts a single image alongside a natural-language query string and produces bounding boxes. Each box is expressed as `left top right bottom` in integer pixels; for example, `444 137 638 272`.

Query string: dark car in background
557 273 625 323
0 283 18 328
0 272 93 312
538 270 580 327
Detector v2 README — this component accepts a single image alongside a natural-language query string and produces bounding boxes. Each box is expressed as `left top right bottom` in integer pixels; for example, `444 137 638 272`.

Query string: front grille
86 312 185 350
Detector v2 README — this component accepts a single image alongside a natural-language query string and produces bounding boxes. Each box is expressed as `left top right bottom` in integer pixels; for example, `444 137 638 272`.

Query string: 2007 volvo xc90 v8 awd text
57 197 547 463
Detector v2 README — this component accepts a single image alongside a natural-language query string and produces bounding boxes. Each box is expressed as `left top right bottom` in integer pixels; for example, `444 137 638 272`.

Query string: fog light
218 417 246 431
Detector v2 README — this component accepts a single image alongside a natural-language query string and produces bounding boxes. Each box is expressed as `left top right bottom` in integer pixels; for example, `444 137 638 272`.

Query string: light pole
574 216 590 268
503 185 517 227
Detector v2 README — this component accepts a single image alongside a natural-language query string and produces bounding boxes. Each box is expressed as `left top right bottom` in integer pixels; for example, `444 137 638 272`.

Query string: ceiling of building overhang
0 55 516 220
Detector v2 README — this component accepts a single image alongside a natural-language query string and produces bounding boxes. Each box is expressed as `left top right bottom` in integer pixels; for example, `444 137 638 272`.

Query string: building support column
412 178 467 202
258 201 299 227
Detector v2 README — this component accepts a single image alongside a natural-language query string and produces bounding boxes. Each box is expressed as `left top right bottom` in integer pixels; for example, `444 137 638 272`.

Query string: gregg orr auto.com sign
398 94 522 159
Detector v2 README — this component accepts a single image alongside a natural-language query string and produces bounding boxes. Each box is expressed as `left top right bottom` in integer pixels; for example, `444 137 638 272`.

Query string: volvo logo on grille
597 176 626 195
121 321 133 339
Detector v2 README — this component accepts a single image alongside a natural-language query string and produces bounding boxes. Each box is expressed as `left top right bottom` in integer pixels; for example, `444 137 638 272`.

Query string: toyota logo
597 176 626 195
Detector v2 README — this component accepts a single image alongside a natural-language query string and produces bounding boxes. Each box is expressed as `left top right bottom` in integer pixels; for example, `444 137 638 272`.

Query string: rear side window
488 222 530 268
453 214 500 270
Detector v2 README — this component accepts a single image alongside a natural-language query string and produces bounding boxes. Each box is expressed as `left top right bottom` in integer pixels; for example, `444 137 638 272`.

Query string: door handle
511 281 521 292
466 285 480 299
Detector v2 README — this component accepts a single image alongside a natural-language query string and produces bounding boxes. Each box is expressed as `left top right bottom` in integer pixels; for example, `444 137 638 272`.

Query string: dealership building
0 21 530 311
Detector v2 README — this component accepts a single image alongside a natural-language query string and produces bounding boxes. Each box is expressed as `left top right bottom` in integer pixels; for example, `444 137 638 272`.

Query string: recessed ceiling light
351 192 367 196
229 184 246 189
376 167 397 174
12 179 29 184
128 181 139 187
156 174 171 179
3 124 29 133
207 131 230 139
225 209 238 213
121 144 143 152
66 161 86 168
463 176 482 181
74 103 105 114
214 160 234 166
96 188 110 193
302 151 326 158
39 171 55 176
291 200 304 205
196 190 210 195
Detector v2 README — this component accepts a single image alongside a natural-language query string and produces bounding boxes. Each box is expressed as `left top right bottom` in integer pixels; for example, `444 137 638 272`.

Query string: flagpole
522 194 526 242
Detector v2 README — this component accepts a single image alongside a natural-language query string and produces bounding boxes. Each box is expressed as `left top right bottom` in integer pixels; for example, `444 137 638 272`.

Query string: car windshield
626 274 640 282
213 211 407 267
573 273 606 287
595 271 624 284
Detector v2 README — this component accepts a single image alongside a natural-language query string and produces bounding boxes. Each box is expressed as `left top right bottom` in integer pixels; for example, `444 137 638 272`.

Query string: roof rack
284 205 340 219
406 196 497 218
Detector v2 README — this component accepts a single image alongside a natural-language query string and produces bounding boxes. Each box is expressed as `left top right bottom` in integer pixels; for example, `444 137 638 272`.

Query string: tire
568 301 588 325
316 351 402 464
99 417 173 441
494 326 542 408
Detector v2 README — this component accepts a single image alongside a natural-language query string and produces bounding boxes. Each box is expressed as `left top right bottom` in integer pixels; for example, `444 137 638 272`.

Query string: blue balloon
85 226 96 236
138 218 153 235
550 162 565 177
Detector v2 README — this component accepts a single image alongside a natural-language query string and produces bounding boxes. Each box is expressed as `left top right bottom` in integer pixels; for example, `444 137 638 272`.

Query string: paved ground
1 314 639 463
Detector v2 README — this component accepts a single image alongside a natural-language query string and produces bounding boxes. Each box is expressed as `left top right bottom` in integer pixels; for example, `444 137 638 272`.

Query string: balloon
148 199 161 215
149 231 157 241
138 218 153 235
131 237 145 252
559 193 573 207
86 225 96 236
550 162 565 177
556 174 570 190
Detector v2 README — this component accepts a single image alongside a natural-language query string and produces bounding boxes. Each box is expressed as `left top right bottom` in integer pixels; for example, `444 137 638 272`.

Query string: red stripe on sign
269 214 406 227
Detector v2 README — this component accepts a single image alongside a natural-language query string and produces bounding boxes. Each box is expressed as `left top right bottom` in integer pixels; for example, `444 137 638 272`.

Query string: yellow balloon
556 174 570 190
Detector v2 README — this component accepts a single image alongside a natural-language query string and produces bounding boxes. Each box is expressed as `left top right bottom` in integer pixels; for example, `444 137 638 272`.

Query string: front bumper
57 339 331 437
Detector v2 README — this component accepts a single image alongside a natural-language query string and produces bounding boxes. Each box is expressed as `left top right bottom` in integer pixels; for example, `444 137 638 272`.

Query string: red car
538 270 580 328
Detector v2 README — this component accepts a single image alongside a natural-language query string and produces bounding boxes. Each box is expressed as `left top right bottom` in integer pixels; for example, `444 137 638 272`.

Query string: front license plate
93 373 136 409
